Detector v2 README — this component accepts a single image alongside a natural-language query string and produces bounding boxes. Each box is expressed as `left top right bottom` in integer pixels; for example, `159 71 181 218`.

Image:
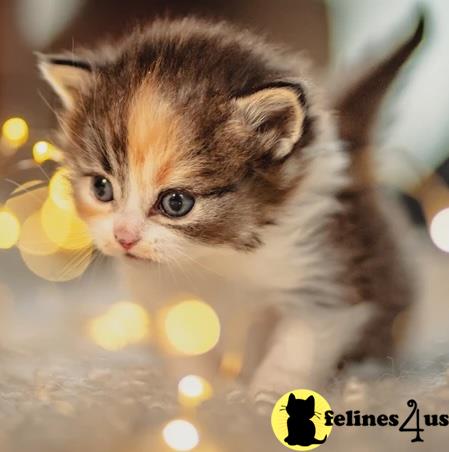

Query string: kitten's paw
252 391 279 416
226 388 247 404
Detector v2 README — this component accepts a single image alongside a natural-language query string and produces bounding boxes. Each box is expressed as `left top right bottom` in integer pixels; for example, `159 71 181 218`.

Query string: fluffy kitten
39 17 423 400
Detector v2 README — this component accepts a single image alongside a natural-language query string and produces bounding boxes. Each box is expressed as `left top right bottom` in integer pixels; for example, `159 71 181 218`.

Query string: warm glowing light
162 420 200 451
178 375 212 407
49 169 74 210
179 375 204 397
220 352 243 378
89 301 151 351
19 246 92 281
1 117 29 147
41 198 92 250
18 212 58 255
430 207 449 253
0 210 20 249
5 181 48 223
163 300 220 355
33 141 61 164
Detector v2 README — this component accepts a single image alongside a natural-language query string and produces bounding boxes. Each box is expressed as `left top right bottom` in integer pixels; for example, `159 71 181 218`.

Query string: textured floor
1 230 449 452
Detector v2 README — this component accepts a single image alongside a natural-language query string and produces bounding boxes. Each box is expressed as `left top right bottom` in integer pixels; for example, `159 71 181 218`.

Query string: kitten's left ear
235 84 306 160
37 53 93 109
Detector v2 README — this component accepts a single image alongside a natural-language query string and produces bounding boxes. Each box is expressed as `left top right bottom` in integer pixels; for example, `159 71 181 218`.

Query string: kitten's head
38 18 326 264
286 394 315 419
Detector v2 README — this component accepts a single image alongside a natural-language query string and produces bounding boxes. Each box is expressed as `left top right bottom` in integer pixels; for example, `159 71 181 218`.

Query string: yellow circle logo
271 389 333 450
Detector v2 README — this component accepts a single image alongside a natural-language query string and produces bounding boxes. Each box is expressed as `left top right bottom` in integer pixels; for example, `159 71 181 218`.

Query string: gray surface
1 232 449 452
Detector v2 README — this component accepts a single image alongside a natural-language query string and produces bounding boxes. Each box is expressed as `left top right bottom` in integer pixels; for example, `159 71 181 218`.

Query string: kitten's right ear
37 53 93 109
235 84 305 160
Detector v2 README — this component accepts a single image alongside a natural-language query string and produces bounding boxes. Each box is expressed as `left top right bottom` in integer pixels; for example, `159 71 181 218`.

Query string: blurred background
0 1 449 451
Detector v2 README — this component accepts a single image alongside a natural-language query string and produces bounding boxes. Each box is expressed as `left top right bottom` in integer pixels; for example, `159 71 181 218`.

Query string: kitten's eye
92 176 113 202
159 190 195 217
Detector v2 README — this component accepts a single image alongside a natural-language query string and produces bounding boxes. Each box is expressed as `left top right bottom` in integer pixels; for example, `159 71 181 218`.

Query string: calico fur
39 16 423 399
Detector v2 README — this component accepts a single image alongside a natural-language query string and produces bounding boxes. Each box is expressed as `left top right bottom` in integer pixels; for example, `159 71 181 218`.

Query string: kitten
283 394 326 446
38 17 423 400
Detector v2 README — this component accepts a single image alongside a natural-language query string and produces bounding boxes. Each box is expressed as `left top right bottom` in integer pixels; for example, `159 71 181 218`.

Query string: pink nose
114 229 141 251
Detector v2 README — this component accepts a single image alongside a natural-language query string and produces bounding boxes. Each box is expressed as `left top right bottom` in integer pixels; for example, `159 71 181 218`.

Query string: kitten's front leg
250 302 373 404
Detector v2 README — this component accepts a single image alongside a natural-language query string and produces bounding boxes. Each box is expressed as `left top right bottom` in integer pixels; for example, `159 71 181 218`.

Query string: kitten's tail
332 13 425 185
312 435 327 444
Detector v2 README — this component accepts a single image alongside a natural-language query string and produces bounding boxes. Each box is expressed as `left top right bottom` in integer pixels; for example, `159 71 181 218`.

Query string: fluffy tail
332 13 425 184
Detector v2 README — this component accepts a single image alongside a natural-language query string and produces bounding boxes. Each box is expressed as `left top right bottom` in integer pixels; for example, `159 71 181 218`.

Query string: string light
0 209 20 249
430 207 449 253
32 141 61 164
1 117 29 147
162 420 200 451
178 375 213 408
220 352 243 378
89 301 151 351
161 300 220 356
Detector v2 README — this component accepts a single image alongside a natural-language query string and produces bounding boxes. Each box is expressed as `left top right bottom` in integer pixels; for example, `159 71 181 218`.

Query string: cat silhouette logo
271 389 333 450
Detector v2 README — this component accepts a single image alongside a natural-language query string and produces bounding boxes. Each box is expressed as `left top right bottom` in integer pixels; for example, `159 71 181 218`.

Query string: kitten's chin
122 252 160 264
124 252 140 260
121 252 147 262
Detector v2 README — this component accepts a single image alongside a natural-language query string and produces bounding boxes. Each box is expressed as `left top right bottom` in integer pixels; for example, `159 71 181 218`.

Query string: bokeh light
89 301 151 351
162 300 220 356
41 198 92 250
430 207 449 252
1 117 29 147
162 420 200 451
0 209 20 249
19 246 93 281
18 211 58 255
178 375 213 408
220 352 243 378
32 141 61 164
49 168 74 210
38 168 92 250
5 181 48 223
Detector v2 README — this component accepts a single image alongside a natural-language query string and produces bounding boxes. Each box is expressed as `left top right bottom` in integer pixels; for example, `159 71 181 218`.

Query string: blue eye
160 190 195 217
92 176 113 202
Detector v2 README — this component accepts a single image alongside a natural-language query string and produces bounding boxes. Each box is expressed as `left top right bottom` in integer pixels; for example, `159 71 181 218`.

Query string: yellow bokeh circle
89 301 151 351
49 168 75 210
2 117 29 146
0 210 20 249
178 375 213 408
162 300 220 356
5 181 48 223
162 419 200 451
40 198 92 250
271 389 332 451
19 247 93 282
33 141 61 164
18 212 58 256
